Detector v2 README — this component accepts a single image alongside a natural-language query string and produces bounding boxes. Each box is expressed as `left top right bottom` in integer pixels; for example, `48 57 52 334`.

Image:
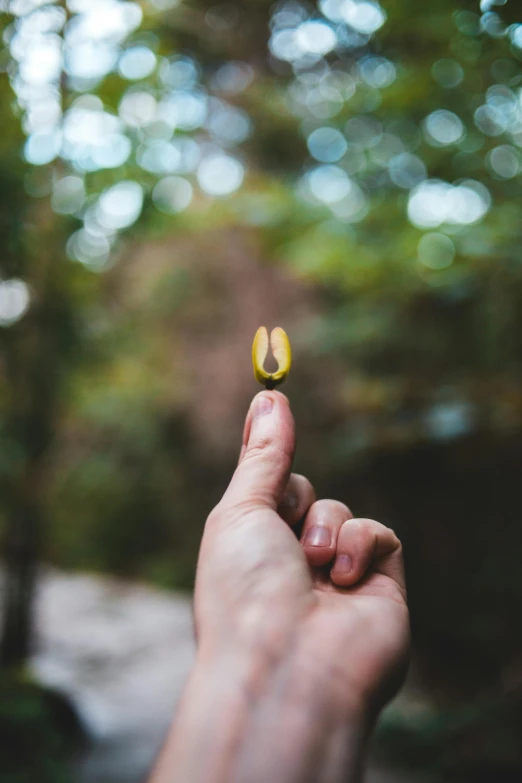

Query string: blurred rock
29 567 195 783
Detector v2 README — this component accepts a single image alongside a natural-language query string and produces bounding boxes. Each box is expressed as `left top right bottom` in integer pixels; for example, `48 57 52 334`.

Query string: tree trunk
1 466 43 667
0 204 75 669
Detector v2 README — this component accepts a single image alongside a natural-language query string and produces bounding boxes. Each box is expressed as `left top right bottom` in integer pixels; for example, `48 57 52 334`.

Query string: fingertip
302 526 336 566
273 389 289 403
251 388 288 404
247 390 291 426
329 519 368 585
330 552 359 586
301 499 352 567
331 517 404 589
250 392 275 420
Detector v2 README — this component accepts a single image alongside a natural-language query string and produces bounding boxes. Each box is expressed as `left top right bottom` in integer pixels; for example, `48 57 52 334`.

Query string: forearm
149 640 372 783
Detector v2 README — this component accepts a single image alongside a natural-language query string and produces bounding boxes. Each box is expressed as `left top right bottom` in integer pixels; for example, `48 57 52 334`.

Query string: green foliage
0 674 82 783
373 694 522 781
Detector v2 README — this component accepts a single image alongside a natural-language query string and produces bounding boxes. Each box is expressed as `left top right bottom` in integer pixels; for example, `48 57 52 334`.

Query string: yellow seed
252 326 292 389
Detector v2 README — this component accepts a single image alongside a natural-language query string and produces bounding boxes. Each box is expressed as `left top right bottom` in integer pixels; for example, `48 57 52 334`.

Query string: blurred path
27 568 415 783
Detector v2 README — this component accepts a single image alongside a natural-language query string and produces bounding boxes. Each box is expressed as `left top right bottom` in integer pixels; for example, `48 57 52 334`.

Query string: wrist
150 638 372 783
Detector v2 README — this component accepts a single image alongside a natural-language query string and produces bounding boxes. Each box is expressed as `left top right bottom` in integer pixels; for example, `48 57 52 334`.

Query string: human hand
196 390 409 709
151 391 409 783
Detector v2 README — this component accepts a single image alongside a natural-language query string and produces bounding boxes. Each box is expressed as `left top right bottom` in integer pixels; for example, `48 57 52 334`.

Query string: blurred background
1 0 522 781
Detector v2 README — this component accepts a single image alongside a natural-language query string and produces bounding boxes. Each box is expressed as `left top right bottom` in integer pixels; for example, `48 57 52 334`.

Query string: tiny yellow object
252 326 292 389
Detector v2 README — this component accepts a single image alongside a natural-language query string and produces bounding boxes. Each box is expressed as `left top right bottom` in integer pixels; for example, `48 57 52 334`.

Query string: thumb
221 391 295 511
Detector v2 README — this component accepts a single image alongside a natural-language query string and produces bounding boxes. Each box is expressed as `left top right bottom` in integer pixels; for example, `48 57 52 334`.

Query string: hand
151 391 410 783
196 390 409 709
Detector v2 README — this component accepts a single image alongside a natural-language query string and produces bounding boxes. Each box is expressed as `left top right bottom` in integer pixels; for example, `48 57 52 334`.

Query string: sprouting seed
252 326 292 389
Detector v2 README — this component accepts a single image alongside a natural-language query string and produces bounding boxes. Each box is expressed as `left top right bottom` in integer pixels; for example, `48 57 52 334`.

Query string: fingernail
303 526 331 547
280 490 298 510
334 553 352 572
252 394 273 419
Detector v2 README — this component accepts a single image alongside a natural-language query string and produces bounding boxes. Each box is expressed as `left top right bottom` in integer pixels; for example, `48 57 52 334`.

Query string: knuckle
243 438 292 474
393 535 403 551
242 435 274 461
355 517 388 535
356 517 378 527
332 499 352 516
353 517 402 549
379 521 402 546
292 475 316 501
317 498 351 515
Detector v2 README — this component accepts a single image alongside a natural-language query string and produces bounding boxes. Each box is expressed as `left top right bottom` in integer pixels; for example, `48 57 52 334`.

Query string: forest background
1 0 522 780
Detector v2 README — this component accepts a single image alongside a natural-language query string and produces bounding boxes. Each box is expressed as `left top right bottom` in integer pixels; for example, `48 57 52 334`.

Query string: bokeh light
417 232 456 270
67 228 112 270
152 175 193 214
423 110 465 146
3 0 522 272
210 62 254 94
3 0 258 267
0 278 30 326
431 59 464 88
486 144 521 178
358 55 396 88
197 154 245 196
24 130 62 165
51 175 85 215
408 180 491 229
388 153 427 190
307 126 347 162
119 45 157 80
97 180 144 230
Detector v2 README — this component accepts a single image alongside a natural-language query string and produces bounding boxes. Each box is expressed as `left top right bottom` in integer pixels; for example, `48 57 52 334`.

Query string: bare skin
149 391 410 783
